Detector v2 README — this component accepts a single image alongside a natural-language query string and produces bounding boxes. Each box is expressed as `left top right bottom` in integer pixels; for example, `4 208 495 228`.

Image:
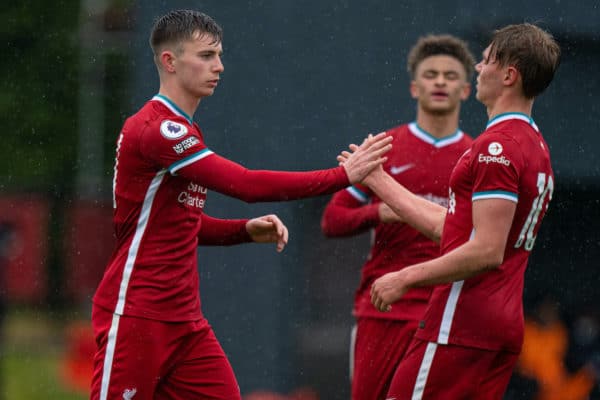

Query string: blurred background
1 1 599 399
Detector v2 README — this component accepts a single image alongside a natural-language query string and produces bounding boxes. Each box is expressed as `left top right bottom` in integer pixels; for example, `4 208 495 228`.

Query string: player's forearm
197 214 252 246
367 172 445 242
181 155 350 202
403 239 503 288
321 195 379 237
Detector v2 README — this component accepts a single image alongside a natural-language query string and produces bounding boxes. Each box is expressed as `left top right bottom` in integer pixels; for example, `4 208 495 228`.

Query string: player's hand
370 271 408 312
378 203 404 224
361 162 387 188
246 214 289 252
339 132 392 184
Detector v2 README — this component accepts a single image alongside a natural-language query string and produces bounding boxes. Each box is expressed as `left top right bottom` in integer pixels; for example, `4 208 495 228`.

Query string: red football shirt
322 123 472 320
416 113 554 353
93 95 350 321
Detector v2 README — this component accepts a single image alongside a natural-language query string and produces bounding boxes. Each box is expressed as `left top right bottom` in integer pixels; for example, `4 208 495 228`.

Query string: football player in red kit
90 10 391 400
363 23 560 399
321 35 475 400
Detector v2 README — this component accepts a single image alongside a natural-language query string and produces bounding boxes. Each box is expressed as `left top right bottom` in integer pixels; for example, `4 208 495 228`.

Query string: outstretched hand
340 132 392 184
246 214 289 252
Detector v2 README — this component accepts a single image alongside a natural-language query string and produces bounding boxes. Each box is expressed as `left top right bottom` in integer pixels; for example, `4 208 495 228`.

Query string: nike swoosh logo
390 164 414 175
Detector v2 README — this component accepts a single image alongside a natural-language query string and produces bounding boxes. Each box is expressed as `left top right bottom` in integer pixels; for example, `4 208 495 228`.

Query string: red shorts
90 305 240 400
387 338 519 399
351 317 419 400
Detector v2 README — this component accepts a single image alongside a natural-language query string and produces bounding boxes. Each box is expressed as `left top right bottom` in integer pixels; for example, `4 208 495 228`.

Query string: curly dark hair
407 34 476 81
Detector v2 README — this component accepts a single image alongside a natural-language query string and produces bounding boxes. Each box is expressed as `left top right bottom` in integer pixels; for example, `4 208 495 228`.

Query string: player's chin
197 87 216 98
424 103 454 115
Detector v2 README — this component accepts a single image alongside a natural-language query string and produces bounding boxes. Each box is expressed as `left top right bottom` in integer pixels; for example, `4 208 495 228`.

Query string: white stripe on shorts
349 324 357 381
411 342 437 400
100 313 121 400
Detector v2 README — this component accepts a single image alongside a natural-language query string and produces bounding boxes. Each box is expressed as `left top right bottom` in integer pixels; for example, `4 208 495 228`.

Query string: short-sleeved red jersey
323 123 472 321
93 95 350 322
416 113 554 353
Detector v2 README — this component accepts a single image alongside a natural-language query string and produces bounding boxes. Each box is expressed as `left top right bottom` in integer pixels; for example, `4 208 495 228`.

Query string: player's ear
160 50 177 73
504 66 519 86
409 80 419 99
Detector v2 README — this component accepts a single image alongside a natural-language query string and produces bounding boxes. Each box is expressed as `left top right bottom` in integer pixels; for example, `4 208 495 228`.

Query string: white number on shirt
112 133 124 209
514 172 554 251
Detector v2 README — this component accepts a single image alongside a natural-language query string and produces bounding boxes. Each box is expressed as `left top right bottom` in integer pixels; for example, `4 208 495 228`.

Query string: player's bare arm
378 203 404 224
370 197 516 312
363 165 446 242
246 214 289 253
341 132 392 184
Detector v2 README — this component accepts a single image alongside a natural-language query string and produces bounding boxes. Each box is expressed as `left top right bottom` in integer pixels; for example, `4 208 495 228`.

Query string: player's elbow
480 247 505 271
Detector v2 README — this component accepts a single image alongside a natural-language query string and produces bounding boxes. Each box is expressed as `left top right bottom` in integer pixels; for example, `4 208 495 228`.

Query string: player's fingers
280 224 289 246
338 151 352 162
368 136 393 152
267 215 287 252
369 144 392 161
364 158 388 171
370 131 387 141
370 287 379 306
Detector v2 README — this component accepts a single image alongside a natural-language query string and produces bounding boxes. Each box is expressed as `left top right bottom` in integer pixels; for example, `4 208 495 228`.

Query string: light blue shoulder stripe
472 190 518 203
169 148 214 174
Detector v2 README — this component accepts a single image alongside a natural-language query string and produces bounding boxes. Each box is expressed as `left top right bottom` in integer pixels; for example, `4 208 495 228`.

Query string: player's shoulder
383 123 414 145
484 114 538 139
472 128 520 156
471 122 533 168
147 101 193 136
123 100 189 133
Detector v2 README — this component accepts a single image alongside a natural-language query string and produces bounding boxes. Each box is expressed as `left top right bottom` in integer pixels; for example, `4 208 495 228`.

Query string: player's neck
416 109 460 139
158 85 201 120
485 93 533 122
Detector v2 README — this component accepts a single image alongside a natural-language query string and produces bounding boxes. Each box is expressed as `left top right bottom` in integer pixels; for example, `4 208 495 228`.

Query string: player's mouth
430 91 448 100
207 79 219 88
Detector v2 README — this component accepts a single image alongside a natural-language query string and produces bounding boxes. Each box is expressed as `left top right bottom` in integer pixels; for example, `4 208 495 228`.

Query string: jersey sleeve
470 133 523 203
138 116 350 202
139 117 212 169
197 213 252 246
321 184 380 237
174 152 350 203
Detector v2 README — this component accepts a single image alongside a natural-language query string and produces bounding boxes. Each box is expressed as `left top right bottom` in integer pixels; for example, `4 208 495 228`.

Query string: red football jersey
416 113 554 353
322 123 472 321
93 95 350 322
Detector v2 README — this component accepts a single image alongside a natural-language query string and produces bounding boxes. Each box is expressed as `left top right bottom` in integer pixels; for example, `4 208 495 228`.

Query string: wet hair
487 23 561 98
149 10 223 58
407 34 476 81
